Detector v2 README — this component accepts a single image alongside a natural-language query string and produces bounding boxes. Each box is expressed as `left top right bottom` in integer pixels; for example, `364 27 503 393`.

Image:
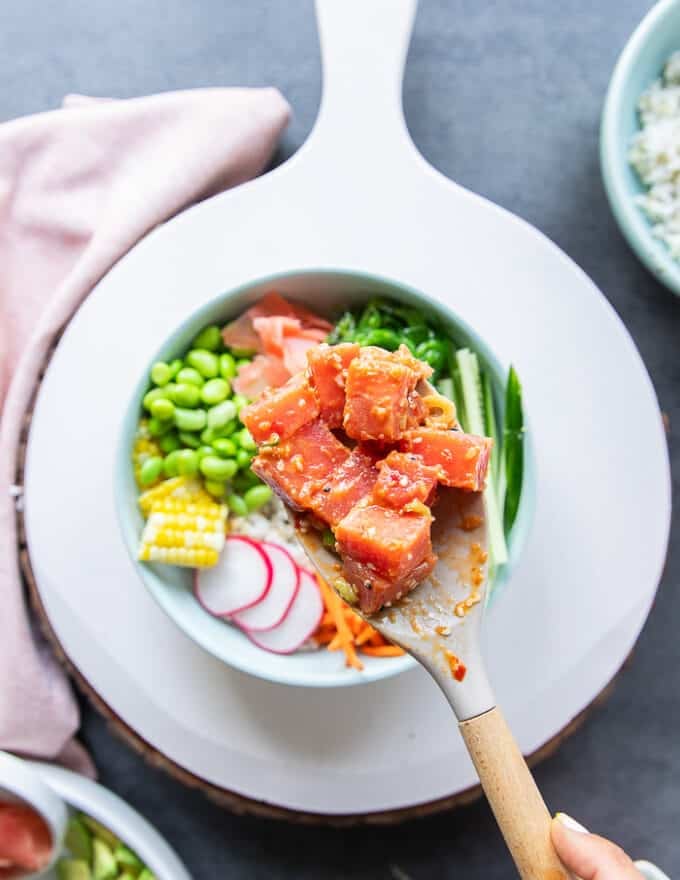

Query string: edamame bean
176 367 204 387
222 419 238 436
174 407 207 432
150 398 175 421
168 383 201 408
415 339 447 375
139 456 163 486
232 470 261 491
236 448 253 470
186 349 219 379
158 433 181 454
234 428 257 451
207 400 237 429
178 431 201 449
201 378 230 405
176 449 199 476
219 353 237 379
227 494 248 517
243 485 272 512
213 438 237 458
168 359 183 378
147 417 172 437
192 325 222 352
150 362 172 386
163 450 182 477
231 394 248 414
204 480 227 499
199 455 238 481
196 445 214 462
143 387 167 411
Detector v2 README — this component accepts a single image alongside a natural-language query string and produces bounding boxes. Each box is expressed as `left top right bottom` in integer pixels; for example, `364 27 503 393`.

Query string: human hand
551 813 670 880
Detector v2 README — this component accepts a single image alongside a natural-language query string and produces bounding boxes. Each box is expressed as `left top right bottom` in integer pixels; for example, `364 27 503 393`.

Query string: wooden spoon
294 394 572 880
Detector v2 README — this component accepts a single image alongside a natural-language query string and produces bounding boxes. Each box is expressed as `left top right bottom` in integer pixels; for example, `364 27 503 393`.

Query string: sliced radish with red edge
248 568 323 654
195 535 271 616
232 542 300 632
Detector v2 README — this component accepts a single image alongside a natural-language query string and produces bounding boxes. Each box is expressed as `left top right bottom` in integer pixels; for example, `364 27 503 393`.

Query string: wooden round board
17 0 671 823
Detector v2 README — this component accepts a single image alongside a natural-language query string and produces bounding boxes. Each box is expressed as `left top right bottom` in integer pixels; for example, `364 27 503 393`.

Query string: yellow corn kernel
137 476 228 568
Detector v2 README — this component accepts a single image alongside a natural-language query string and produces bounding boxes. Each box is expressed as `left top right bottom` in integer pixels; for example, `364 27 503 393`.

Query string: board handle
460 708 574 880
307 0 418 158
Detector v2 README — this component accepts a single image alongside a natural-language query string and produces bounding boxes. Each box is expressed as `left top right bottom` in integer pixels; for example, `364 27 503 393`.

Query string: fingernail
555 812 589 834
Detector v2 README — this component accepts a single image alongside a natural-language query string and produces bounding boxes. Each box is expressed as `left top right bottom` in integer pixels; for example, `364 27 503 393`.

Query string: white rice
629 51 680 259
230 496 309 569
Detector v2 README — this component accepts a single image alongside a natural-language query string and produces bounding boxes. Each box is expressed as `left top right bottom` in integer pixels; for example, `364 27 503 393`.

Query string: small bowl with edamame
116 268 533 688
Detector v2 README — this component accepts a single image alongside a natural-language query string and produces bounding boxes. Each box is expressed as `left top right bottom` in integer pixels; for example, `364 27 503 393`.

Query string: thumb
551 814 644 880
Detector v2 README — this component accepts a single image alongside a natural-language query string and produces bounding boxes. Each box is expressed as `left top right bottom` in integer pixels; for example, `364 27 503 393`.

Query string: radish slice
195 535 271 616
232 542 300 632
248 569 323 654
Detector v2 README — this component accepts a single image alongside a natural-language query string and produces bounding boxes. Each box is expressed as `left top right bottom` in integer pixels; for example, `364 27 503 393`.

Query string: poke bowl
116 269 534 687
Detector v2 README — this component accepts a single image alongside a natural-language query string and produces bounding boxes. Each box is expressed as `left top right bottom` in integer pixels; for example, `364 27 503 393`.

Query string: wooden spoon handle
459 708 573 880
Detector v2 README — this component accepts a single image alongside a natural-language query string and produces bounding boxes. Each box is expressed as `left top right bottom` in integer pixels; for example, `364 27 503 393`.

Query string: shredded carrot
312 574 404 670
359 645 405 657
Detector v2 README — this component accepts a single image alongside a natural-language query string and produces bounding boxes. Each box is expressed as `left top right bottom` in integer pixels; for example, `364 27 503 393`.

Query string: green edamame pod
150 398 175 421
243 485 272 512
176 449 199 476
236 448 253 469
199 455 238 481
207 400 237 429
178 430 201 449
163 449 182 477
204 480 227 499
174 407 207 432
192 325 222 352
143 387 167 411
168 383 201 408
139 456 163 486
176 367 204 387
186 349 219 378
227 494 249 517
196 445 214 462
150 362 172 386
219 353 237 379
201 378 231 405
147 417 172 437
158 433 181 454
168 359 183 379
234 428 257 451
213 438 237 458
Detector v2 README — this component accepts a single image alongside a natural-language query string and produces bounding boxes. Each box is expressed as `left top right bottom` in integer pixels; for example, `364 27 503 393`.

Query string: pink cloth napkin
0 88 290 773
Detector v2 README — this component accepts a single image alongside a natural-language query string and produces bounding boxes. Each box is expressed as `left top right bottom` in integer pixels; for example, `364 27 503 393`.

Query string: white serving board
22 0 670 815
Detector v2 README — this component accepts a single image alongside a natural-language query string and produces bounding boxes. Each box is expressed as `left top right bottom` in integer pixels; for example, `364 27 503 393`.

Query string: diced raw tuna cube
307 342 360 427
343 552 437 614
334 504 433 581
372 451 439 510
241 372 319 444
400 427 492 491
252 420 349 510
310 447 379 526
406 389 427 428
343 347 424 443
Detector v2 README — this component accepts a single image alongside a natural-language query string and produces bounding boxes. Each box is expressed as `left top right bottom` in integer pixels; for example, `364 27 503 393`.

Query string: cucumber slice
455 349 508 568
92 839 117 880
65 816 92 861
57 859 92 880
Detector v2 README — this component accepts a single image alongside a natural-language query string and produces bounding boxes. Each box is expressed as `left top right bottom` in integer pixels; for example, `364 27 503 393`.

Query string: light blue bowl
116 269 534 688
601 0 680 296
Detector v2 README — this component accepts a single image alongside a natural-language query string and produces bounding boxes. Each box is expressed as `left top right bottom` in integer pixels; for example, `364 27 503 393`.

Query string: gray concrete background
3 1 678 877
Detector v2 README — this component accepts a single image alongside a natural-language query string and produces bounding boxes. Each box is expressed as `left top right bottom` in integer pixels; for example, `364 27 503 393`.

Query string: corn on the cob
132 421 162 488
138 477 227 567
